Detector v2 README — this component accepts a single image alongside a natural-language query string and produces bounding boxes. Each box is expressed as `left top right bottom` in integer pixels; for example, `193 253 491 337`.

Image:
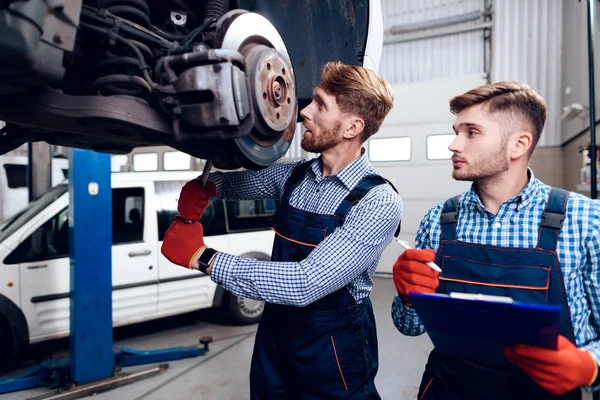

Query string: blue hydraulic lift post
68 148 114 384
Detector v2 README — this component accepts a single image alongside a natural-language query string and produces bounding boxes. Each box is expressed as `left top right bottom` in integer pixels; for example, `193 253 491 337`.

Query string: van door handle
27 265 47 270
128 250 151 257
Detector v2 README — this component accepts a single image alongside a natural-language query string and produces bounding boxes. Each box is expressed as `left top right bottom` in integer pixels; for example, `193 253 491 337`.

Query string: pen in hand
396 239 442 273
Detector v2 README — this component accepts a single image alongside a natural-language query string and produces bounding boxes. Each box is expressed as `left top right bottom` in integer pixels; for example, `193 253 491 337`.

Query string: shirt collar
463 168 541 212
310 148 371 190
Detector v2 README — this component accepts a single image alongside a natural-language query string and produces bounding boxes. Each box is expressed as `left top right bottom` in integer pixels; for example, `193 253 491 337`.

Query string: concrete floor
1 277 433 400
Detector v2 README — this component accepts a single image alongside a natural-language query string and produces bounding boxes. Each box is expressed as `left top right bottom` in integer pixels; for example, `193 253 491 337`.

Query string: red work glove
504 335 598 395
392 249 439 305
161 217 206 269
177 179 217 221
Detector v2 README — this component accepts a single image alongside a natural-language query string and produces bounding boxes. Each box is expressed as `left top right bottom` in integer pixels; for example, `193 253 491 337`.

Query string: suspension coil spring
92 39 153 99
97 0 150 27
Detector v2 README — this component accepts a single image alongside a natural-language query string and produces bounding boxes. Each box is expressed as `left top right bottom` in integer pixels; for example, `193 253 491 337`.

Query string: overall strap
440 195 460 241
333 174 401 237
537 188 569 251
281 160 315 201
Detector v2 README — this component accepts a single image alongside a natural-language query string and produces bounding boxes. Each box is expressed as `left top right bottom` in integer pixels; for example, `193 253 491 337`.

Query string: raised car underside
0 0 370 170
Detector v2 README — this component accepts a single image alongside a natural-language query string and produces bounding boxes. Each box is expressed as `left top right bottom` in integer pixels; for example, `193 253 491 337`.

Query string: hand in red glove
392 248 439 305
177 179 217 221
504 335 598 395
161 217 207 269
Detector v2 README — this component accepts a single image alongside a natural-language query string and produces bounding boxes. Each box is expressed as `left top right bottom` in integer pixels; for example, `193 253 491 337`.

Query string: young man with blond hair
162 61 401 399
391 81 600 399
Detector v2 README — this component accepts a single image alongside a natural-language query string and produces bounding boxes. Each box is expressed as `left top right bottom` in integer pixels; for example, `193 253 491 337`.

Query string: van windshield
0 184 68 244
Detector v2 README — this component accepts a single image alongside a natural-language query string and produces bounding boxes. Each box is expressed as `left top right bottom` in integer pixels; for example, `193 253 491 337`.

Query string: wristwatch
198 247 218 274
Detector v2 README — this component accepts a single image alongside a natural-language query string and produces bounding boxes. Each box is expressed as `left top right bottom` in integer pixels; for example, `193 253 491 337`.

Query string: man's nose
299 106 309 122
300 101 315 122
448 135 462 152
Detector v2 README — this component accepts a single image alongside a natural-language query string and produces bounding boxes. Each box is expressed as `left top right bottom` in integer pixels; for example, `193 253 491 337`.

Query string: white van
0 171 276 362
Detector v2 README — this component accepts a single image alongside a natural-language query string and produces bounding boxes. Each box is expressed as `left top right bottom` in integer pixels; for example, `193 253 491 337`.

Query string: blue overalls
249 161 395 400
417 188 582 400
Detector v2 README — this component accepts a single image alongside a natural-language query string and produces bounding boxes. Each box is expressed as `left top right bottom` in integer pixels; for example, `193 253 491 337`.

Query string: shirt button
494 222 501 228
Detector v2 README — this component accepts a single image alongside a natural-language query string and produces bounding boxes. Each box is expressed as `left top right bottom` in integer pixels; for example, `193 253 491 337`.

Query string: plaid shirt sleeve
210 186 402 306
581 204 600 390
209 161 300 201
391 205 441 336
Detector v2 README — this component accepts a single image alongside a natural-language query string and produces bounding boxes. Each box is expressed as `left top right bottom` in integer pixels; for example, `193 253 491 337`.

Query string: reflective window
132 153 158 172
164 151 191 171
368 137 411 162
427 134 455 160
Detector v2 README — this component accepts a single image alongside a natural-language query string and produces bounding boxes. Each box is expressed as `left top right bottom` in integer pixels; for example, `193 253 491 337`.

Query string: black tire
226 293 265 325
0 314 16 372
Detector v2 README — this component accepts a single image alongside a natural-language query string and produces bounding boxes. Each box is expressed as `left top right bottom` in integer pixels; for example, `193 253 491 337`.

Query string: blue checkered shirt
208 151 402 307
391 171 600 388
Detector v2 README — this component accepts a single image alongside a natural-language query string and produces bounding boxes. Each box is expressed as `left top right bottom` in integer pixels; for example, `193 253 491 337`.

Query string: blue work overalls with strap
417 188 583 400
249 160 398 400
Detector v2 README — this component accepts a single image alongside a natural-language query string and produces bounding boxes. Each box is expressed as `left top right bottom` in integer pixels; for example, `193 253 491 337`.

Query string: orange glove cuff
583 350 599 386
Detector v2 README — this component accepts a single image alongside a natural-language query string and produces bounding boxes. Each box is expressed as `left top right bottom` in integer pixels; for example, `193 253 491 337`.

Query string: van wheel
227 293 265 325
0 315 16 372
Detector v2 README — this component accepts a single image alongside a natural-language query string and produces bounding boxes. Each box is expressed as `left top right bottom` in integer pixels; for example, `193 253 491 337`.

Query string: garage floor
2 277 433 400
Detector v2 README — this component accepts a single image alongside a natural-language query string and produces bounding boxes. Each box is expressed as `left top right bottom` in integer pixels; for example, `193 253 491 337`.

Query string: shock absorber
97 0 151 28
92 45 152 100
89 0 153 100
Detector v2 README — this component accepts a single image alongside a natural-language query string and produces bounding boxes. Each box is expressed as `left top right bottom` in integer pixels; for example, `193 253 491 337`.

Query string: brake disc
214 10 297 170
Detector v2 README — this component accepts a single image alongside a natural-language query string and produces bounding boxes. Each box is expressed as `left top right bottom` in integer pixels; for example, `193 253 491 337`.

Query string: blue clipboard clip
407 292 562 368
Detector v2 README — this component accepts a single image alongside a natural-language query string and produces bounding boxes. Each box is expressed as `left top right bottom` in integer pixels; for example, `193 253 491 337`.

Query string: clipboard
408 292 562 368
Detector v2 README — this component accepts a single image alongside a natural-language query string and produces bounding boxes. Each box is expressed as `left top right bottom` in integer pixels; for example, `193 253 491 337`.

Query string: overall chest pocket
439 256 551 304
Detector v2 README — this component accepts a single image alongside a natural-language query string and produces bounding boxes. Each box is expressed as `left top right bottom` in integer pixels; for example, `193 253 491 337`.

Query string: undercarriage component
0 1 372 168
157 48 252 139
0 0 81 94
0 3 299 169
213 10 297 169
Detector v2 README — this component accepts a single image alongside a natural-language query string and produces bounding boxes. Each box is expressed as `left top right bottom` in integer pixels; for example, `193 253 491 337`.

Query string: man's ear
510 131 533 159
343 117 365 140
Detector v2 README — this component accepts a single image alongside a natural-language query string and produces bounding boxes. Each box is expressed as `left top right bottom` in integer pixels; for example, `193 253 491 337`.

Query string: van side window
113 188 144 244
5 207 70 264
155 181 227 240
225 200 279 233
4 164 27 188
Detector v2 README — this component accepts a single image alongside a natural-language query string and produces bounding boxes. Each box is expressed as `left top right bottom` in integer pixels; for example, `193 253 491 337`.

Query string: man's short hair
449 81 547 151
319 61 394 142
